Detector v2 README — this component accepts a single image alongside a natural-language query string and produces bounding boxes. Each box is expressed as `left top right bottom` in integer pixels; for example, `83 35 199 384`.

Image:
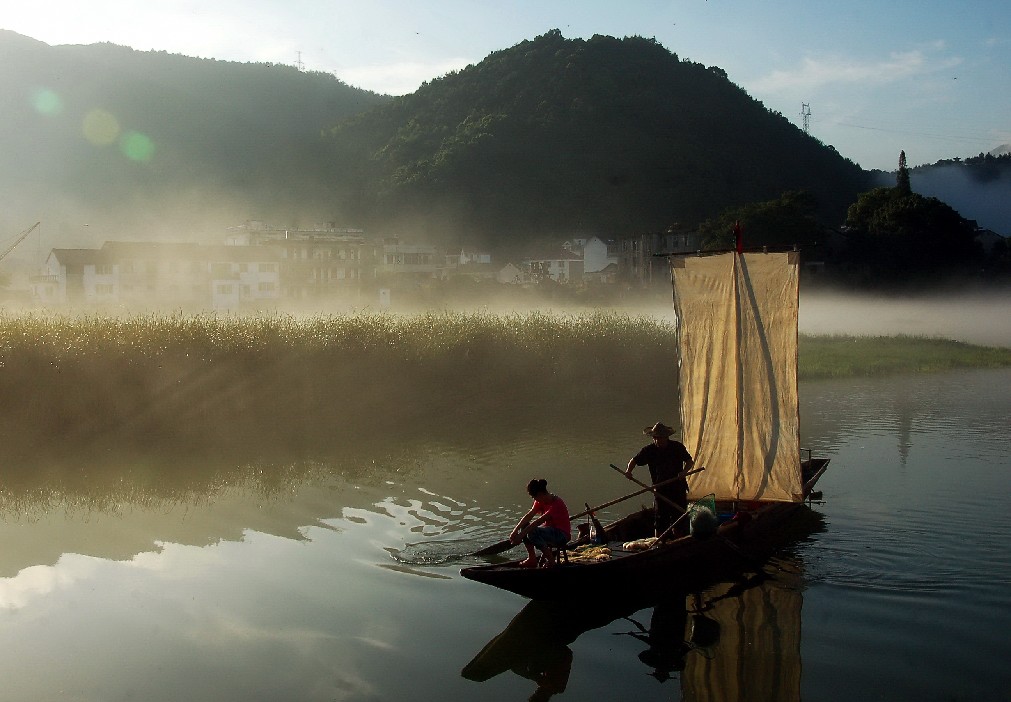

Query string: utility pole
296 51 305 72
800 103 812 134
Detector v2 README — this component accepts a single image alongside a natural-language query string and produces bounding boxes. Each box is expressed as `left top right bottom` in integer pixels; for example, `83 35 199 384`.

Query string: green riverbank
799 334 1011 379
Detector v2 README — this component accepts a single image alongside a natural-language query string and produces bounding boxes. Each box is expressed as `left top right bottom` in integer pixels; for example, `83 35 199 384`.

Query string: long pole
608 463 701 514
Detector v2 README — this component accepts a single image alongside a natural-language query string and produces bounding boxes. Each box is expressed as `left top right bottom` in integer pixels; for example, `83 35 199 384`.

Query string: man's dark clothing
632 440 693 536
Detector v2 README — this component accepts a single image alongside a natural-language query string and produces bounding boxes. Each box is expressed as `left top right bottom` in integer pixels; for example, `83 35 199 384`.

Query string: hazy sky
3 0 1009 171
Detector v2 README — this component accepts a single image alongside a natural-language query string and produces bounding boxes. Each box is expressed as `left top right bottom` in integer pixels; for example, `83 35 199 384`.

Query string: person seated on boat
626 422 694 539
509 479 572 568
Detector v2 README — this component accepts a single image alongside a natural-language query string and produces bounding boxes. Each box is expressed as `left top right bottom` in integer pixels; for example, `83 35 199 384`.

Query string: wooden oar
469 474 696 557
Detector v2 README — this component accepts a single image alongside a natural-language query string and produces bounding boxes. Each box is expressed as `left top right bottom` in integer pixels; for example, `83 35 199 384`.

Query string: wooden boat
461 249 831 600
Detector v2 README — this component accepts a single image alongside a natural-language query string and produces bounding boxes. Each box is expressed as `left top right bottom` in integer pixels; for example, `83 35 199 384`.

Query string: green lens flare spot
31 87 63 115
83 109 120 146
120 131 156 162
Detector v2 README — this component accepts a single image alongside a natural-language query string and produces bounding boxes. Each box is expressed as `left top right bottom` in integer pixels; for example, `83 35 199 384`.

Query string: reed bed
1 311 1008 513
2 311 1008 460
0 310 671 458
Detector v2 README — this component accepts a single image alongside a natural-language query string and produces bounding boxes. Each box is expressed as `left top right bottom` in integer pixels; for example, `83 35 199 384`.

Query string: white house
35 248 115 307
563 236 617 273
377 238 441 277
33 241 281 310
459 248 492 265
203 245 282 310
524 249 584 283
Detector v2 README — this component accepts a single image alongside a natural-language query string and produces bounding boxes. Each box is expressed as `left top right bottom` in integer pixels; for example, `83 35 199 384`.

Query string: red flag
733 220 743 254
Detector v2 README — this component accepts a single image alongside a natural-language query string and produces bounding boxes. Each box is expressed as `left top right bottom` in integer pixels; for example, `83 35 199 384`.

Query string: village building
496 262 526 285
226 220 373 300
563 236 619 274
619 228 701 285
523 248 584 283
377 238 441 279
441 247 495 280
33 241 281 311
443 247 492 266
975 228 1007 255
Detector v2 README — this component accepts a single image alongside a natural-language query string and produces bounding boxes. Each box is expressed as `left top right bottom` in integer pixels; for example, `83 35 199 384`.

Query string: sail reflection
678 573 803 701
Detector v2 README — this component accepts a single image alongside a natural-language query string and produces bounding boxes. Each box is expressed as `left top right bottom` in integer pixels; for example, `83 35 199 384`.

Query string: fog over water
798 289 1011 348
453 287 1011 349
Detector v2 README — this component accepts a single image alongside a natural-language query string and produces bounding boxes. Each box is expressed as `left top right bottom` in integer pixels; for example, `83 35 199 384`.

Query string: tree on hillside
896 150 911 196
698 191 821 251
843 185 979 282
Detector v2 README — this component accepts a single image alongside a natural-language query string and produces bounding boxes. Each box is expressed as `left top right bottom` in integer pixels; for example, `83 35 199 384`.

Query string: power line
830 120 1007 147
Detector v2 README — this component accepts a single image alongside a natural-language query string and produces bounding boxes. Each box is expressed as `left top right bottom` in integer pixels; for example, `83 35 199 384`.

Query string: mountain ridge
323 31 871 248
3 29 1002 260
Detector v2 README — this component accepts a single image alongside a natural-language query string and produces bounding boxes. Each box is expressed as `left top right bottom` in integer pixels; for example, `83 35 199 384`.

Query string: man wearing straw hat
626 422 694 538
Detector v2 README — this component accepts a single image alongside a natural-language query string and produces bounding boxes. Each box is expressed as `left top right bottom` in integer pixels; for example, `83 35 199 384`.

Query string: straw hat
643 422 675 438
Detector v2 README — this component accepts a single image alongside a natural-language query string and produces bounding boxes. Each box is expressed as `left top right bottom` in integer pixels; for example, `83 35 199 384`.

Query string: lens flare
120 131 156 162
31 87 63 115
83 109 120 146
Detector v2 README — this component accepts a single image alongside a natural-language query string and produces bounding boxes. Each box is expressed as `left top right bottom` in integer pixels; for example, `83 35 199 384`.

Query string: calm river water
0 367 1008 701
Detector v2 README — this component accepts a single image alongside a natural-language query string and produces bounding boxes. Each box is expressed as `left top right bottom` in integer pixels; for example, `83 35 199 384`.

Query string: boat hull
460 459 829 600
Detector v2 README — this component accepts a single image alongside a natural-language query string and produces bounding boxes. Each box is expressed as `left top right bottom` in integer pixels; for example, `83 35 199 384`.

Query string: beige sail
672 251 802 503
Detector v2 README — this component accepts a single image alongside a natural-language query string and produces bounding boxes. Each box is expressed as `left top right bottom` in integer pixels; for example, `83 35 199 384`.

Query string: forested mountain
3 29 876 254
0 30 387 246
324 30 872 249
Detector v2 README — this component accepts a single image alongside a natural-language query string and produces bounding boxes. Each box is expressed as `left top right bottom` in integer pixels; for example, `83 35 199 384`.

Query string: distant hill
324 30 873 249
2 29 876 257
0 30 388 249
870 152 1011 234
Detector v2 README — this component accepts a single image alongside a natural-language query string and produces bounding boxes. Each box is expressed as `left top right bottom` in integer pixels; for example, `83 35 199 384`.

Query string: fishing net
689 494 718 539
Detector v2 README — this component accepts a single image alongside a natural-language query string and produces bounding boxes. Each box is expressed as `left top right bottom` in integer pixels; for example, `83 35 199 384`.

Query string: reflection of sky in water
796 370 1011 701
0 516 476 701
0 369 1007 700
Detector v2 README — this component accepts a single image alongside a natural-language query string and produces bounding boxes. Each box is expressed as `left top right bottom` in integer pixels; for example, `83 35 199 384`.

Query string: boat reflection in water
461 596 607 700
462 512 822 701
677 574 803 701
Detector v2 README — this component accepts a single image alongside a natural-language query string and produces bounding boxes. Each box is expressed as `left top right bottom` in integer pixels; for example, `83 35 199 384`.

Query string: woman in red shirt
509 478 572 568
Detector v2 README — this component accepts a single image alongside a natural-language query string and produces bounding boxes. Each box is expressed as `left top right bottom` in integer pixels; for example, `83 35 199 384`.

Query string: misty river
0 359 1007 701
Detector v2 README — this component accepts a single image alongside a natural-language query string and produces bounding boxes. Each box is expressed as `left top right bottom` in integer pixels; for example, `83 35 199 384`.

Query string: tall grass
1 311 1008 512
0 310 672 458
1 311 1008 460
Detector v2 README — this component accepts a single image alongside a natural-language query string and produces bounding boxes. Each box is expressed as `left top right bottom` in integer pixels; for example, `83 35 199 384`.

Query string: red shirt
533 495 571 540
